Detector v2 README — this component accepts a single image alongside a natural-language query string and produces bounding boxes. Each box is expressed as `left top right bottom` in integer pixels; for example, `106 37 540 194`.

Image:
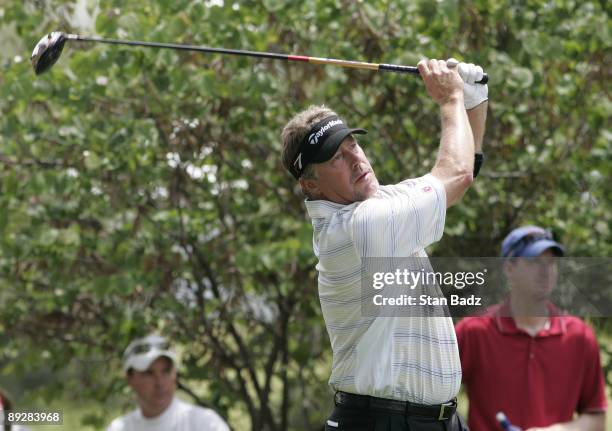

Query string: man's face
127 356 176 418
505 249 558 302
302 136 379 204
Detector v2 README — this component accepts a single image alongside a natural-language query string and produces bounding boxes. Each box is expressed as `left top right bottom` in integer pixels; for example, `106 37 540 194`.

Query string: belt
334 391 457 421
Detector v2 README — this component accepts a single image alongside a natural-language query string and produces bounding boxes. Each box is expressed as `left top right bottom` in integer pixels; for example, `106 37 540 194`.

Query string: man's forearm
559 412 605 431
436 98 474 174
528 412 605 431
431 97 475 206
467 101 487 153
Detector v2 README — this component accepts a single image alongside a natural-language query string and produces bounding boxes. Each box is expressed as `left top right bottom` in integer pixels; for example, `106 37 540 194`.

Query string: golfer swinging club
281 58 488 430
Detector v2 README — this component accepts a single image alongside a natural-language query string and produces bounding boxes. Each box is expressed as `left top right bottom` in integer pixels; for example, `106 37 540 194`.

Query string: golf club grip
380 63 488 84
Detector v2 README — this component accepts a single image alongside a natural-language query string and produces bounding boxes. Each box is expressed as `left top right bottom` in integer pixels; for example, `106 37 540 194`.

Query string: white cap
122 334 177 373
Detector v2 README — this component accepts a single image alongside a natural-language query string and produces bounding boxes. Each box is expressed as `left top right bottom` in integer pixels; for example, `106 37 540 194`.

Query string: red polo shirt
455 302 607 431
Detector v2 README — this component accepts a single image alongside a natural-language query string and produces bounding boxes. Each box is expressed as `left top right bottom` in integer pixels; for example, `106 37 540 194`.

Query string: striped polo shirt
305 174 461 404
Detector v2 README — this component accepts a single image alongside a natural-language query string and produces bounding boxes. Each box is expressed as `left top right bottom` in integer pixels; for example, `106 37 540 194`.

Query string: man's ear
126 373 134 388
502 259 515 279
299 177 322 198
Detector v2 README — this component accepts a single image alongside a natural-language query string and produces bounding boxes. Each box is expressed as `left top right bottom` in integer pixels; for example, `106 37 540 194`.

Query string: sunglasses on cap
504 230 555 258
124 340 171 358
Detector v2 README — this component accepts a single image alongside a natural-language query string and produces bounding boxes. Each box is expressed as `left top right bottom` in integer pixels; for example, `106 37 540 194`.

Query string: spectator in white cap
106 334 230 431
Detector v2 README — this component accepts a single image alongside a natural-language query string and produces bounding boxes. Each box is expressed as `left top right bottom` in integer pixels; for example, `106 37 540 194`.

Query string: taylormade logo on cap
308 119 343 145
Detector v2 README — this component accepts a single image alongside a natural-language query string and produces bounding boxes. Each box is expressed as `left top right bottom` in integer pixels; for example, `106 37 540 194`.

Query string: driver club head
31 31 67 75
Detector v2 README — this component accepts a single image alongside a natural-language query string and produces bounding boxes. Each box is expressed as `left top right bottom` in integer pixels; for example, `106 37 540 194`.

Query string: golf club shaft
66 34 488 84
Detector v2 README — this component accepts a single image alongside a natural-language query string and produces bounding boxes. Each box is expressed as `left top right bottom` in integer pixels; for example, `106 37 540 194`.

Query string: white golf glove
447 58 488 109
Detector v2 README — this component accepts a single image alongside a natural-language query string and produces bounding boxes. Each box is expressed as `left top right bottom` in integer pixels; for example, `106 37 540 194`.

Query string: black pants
324 405 470 431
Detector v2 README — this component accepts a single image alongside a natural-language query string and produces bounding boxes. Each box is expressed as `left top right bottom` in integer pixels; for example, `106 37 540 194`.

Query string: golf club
31 31 488 84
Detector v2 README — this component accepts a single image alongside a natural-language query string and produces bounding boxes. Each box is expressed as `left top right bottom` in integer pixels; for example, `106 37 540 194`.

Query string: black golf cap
290 115 367 179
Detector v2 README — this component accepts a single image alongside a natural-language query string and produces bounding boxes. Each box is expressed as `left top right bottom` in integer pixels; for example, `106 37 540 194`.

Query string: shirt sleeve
352 174 446 257
577 324 608 413
105 419 124 431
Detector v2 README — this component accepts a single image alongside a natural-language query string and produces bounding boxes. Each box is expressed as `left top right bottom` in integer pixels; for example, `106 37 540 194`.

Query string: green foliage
0 0 610 430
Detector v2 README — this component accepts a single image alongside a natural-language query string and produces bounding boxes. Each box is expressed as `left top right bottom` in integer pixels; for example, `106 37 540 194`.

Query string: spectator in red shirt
455 226 607 431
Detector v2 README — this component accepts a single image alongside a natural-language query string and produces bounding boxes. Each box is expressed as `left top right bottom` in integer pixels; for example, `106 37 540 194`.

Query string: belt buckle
437 401 453 420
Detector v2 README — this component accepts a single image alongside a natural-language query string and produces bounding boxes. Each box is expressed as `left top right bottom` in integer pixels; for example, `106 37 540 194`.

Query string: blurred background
0 0 610 429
